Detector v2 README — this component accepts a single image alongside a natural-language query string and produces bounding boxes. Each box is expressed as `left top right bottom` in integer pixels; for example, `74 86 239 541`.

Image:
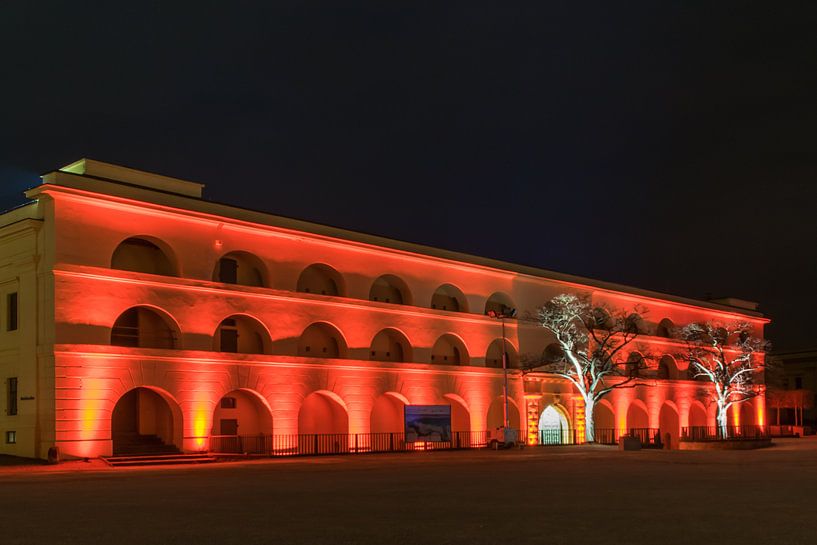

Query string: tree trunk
716 403 729 439
585 398 595 443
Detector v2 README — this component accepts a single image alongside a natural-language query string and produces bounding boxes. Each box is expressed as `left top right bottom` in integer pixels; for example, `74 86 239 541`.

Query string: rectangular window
220 328 238 353
218 258 238 284
5 431 15 444
795 376 803 390
7 292 18 331
220 397 237 409
7 377 17 416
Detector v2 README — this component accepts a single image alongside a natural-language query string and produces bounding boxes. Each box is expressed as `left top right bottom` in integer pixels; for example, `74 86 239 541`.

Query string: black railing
681 426 770 442
591 428 661 447
209 430 500 457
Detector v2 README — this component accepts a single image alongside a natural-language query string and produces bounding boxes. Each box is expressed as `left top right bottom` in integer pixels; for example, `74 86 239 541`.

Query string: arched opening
111 236 177 276
213 315 270 354
430 284 468 313
543 342 565 363
538 405 571 445
591 307 613 330
111 387 182 455
659 402 680 449
688 402 708 427
370 393 407 434
369 328 412 363
111 306 179 349
487 396 521 431
369 275 412 305
594 401 616 441
298 391 349 454
430 334 469 365
625 313 646 334
740 401 755 427
626 400 650 430
656 355 677 380
484 292 515 316
298 322 348 359
213 251 267 287
210 389 274 454
297 263 344 297
625 352 645 378
485 338 518 368
443 394 472 432
656 318 675 338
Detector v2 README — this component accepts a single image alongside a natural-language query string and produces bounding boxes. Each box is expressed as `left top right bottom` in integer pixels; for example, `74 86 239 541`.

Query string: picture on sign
404 405 452 442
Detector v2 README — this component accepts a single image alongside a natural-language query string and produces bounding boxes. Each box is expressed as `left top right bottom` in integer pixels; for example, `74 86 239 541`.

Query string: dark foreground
2 439 816 545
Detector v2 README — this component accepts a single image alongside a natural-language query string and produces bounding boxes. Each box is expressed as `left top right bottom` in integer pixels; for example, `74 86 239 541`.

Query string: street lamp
488 306 517 431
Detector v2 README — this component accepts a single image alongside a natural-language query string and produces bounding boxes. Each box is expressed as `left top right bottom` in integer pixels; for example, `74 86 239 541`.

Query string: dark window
111 308 140 347
7 377 17 416
7 292 18 331
5 431 15 444
795 376 803 390
218 258 238 284
220 328 238 353
220 397 237 409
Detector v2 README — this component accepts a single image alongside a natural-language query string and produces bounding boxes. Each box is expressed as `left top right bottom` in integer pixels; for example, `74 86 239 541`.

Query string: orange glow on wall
32 173 766 460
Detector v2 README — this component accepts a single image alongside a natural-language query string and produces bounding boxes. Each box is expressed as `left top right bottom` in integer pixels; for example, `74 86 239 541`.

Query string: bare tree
679 321 768 438
526 293 650 442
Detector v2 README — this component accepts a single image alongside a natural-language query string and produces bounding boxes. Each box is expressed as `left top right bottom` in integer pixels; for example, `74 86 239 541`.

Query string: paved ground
2 439 816 545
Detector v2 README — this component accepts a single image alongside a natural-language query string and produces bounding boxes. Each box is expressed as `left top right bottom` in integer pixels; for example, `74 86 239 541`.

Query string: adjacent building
0 159 769 459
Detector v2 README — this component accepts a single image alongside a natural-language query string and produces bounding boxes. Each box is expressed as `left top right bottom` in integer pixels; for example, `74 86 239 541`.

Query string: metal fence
592 428 661 448
209 430 500 457
681 426 770 442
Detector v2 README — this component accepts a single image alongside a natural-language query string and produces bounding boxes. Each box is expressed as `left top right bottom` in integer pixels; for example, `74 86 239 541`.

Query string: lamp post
488 307 517 431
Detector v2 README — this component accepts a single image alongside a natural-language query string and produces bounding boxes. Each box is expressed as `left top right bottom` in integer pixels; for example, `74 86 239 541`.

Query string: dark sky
2 2 816 350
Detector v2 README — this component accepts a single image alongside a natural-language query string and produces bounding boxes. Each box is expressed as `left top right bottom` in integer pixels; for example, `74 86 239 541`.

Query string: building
766 350 817 435
0 159 769 459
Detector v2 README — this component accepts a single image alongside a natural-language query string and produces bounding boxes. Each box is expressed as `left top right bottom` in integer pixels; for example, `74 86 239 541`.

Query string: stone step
102 454 217 467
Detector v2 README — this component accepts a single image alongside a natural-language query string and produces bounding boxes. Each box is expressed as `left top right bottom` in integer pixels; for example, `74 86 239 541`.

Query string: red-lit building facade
0 159 768 459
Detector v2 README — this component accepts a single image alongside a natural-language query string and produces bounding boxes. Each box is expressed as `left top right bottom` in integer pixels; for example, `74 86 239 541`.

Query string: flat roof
25 159 765 320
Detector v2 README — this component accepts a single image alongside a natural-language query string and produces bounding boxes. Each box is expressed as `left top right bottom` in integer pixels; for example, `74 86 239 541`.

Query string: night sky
2 3 816 350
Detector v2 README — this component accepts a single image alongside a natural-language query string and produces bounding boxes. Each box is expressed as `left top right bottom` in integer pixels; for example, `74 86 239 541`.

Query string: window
795 376 803 390
5 431 15 444
218 258 238 284
7 292 18 331
220 397 237 409
7 377 17 416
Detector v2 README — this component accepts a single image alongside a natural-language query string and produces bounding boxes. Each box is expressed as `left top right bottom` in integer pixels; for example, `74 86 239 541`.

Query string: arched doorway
688 402 708 428
369 275 412 305
369 393 408 452
430 334 469 365
593 401 616 444
487 396 521 431
213 315 270 354
484 292 515 315
111 306 179 349
430 284 468 313
485 338 518 368
659 402 680 449
626 400 651 446
111 387 181 455
297 263 344 296
213 251 267 287
111 236 177 276
298 322 348 359
370 328 412 362
210 389 273 454
298 391 349 454
538 405 570 445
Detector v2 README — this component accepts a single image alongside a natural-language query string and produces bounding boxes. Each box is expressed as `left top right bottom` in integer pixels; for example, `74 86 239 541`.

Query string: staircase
104 432 216 467
102 453 217 467
113 432 181 456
